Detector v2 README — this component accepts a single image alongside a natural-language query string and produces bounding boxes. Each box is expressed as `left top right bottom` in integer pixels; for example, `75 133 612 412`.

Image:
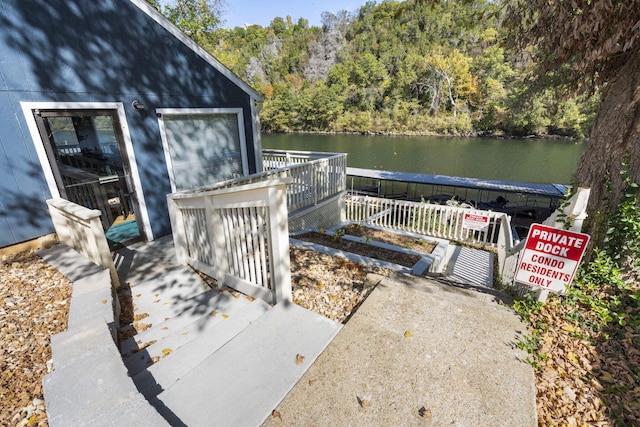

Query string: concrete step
132 298 272 397
120 287 250 356
127 266 212 327
155 303 342 427
122 293 257 376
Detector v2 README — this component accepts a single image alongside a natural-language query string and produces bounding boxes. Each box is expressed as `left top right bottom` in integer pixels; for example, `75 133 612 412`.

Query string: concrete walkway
264 273 537 427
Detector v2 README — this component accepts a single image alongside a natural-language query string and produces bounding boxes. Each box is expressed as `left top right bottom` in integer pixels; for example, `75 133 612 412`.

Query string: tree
425 49 476 118
161 0 223 45
505 1 640 250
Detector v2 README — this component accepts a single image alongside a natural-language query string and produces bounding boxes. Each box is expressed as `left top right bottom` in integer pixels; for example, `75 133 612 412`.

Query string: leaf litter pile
0 251 72 427
518 277 640 426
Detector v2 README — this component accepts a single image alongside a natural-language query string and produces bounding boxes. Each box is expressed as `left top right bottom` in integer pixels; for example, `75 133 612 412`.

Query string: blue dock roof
346 167 570 198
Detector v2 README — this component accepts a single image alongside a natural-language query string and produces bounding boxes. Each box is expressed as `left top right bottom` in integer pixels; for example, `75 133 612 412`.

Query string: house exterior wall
0 0 261 247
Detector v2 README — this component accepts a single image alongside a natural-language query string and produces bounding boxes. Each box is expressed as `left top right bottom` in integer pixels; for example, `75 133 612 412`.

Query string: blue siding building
0 0 263 247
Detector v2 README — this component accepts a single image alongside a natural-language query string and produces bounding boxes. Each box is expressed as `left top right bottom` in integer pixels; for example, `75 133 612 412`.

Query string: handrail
168 179 292 304
173 149 347 214
46 198 121 289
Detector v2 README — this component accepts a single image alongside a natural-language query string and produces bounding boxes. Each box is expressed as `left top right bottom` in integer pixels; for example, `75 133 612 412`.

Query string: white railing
168 179 292 304
345 194 512 247
46 198 121 289
192 150 347 213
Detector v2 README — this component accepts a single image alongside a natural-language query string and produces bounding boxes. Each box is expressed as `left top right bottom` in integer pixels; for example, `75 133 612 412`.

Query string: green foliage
602 159 640 277
200 0 598 136
162 0 223 45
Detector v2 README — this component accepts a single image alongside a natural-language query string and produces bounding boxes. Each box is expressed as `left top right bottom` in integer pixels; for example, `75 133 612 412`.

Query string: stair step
155 303 342 427
120 288 249 356
128 266 212 326
132 299 272 397
122 293 256 376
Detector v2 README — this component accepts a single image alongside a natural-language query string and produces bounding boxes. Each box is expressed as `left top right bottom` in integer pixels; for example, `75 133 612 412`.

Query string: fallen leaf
404 330 412 338
210 310 218 317
567 352 579 365
162 348 172 357
135 293 141 298
309 379 317 386
161 327 169 330
272 410 282 421
296 354 305 365
101 299 107 304
222 314 229 319
418 406 432 419
599 371 615 383
357 396 368 408
562 324 577 333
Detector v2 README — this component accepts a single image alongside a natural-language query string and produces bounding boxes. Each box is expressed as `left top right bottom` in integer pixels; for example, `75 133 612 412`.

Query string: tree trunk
573 52 640 248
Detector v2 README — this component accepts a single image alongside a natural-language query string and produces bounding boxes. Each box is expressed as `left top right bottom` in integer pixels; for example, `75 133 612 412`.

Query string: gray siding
0 0 260 247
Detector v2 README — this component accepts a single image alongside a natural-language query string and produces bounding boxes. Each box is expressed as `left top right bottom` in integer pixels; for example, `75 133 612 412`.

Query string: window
158 109 248 192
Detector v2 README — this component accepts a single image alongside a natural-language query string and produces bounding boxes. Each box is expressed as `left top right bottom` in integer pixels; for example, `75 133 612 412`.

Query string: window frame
156 108 249 193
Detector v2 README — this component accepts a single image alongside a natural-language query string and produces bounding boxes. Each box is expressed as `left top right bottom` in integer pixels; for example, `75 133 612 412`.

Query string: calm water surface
262 134 586 184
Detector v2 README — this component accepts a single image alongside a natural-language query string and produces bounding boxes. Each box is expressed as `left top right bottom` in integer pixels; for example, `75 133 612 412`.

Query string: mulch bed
295 225 436 268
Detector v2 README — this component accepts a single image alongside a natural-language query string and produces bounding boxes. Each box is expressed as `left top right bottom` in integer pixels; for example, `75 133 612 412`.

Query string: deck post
268 182 292 303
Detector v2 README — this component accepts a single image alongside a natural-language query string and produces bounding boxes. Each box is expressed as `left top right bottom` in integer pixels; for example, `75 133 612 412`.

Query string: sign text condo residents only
515 224 590 294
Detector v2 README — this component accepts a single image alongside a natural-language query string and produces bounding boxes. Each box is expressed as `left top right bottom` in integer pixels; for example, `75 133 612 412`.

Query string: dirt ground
295 224 436 268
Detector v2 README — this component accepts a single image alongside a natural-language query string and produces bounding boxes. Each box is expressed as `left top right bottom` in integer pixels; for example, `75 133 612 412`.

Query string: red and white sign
462 213 490 231
515 224 590 294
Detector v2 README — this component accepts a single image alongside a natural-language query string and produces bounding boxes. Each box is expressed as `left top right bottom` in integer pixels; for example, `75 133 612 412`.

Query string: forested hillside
174 0 598 137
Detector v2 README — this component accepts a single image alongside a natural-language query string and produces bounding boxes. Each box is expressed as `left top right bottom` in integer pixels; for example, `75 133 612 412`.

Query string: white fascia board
129 0 263 102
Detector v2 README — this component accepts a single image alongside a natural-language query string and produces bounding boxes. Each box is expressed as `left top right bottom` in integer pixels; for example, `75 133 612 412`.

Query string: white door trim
20 101 154 241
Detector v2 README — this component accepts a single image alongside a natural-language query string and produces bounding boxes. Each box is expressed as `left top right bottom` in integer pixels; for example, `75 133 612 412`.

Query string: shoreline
261 129 584 141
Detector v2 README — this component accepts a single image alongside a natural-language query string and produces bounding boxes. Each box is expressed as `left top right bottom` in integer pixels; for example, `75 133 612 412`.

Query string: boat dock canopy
346 167 570 198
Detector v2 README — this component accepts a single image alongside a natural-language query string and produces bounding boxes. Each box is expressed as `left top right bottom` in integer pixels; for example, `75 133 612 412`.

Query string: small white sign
462 213 490 231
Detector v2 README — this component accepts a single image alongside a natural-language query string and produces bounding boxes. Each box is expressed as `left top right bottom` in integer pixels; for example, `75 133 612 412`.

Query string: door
33 109 142 245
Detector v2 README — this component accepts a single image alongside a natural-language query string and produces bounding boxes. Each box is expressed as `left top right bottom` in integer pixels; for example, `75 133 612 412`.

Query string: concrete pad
132 299 272 397
263 273 536 427
156 303 342 427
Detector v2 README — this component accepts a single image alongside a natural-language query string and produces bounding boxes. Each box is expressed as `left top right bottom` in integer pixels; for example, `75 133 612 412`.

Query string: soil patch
342 224 437 253
296 225 436 268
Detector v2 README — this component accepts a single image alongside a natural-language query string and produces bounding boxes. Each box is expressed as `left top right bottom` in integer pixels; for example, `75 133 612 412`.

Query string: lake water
262 134 586 185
